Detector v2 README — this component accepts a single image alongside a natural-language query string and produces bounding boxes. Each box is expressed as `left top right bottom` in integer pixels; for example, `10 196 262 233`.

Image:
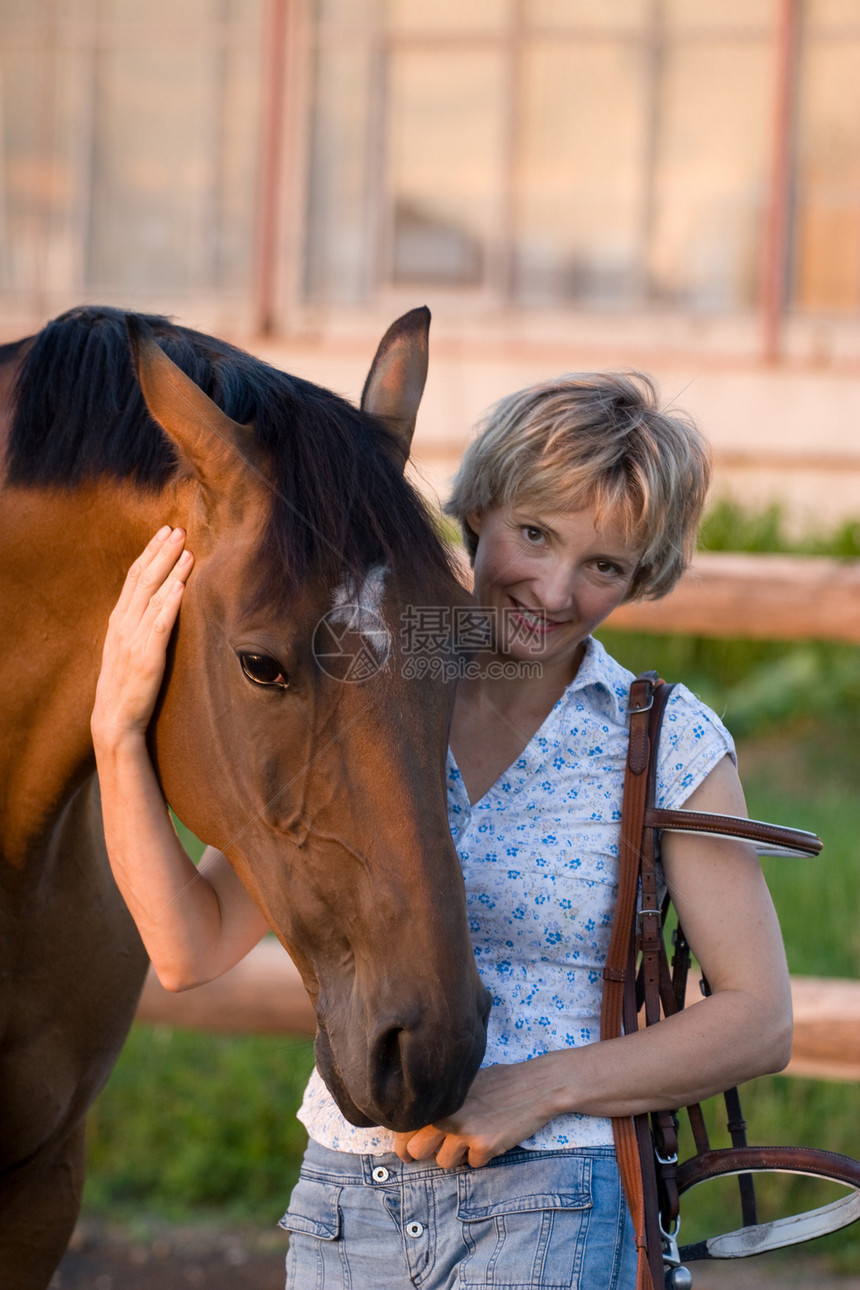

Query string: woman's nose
533 563 576 615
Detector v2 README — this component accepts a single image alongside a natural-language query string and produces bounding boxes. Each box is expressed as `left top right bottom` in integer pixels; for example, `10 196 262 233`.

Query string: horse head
129 311 490 1131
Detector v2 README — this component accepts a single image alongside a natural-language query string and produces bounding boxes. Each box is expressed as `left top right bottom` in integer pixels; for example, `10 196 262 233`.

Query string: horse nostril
370 1025 411 1119
372 1025 405 1084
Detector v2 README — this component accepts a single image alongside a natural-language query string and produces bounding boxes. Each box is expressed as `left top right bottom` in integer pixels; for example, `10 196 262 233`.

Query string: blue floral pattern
298 638 734 1153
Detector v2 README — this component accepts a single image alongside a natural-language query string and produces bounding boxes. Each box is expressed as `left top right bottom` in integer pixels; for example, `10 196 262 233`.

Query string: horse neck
0 478 174 868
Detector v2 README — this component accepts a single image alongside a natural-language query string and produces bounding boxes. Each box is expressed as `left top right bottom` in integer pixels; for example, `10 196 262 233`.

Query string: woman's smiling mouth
507 597 567 635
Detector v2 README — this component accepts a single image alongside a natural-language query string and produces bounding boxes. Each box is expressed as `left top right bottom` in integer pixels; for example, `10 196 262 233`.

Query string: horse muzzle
314 980 491 1132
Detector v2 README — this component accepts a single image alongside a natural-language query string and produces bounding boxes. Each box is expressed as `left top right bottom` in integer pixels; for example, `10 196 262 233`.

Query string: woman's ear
463 511 482 567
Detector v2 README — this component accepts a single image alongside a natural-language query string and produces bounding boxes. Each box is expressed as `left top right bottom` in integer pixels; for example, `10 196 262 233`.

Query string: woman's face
467 499 641 673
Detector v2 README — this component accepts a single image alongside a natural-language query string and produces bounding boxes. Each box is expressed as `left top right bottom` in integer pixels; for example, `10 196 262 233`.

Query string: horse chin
313 1028 378 1129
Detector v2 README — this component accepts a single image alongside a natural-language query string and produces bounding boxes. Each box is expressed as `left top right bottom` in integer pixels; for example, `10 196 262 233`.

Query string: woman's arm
92 526 270 991
396 754 792 1168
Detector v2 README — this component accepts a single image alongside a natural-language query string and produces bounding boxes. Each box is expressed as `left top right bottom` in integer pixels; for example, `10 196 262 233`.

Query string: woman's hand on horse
392 1060 560 1169
92 527 194 742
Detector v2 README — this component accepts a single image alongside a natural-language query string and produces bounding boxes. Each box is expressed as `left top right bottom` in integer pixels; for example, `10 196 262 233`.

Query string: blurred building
1 0 859 522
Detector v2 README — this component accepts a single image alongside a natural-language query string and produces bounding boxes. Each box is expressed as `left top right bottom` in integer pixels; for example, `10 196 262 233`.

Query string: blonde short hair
445 372 710 602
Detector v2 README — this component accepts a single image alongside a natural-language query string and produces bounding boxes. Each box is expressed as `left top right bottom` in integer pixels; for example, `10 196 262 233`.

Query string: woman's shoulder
581 640 728 734
662 681 733 742
580 640 736 807
657 683 736 809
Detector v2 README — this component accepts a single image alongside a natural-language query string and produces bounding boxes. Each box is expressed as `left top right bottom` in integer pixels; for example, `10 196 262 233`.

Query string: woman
92 372 791 1289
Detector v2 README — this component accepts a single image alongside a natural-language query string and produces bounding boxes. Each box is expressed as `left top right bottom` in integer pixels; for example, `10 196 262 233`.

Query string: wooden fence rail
606 551 860 644
135 945 860 1083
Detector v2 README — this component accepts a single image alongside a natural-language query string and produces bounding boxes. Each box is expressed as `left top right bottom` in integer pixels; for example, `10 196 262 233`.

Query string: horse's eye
239 652 290 689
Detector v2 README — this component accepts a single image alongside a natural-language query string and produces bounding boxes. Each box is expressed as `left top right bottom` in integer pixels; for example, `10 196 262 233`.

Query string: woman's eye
594 560 621 576
239 652 290 689
522 526 545 544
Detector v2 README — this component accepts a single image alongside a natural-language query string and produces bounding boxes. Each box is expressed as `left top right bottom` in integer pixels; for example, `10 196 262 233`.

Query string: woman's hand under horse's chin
393 1059 564 1169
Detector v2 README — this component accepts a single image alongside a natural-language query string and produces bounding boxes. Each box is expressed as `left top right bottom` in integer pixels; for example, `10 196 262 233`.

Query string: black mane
5 306 454 604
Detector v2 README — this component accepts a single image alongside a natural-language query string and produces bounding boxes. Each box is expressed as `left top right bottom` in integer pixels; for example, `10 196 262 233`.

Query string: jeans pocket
280 1176 342 1239
281 1176 342 1289
457 1155 593 1289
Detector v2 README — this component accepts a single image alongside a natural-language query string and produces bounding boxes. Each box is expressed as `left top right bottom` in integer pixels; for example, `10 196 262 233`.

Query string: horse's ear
127 314 265 505
360 307 430 470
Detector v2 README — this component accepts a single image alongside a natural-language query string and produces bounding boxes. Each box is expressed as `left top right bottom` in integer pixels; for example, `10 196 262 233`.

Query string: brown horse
0 306 490 1288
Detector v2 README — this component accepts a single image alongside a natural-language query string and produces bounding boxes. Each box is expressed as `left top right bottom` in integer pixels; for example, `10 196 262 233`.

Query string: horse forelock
4 305 456 605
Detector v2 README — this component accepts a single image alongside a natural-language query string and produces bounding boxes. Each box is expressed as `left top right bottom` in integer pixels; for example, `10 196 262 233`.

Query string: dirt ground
49 1219 288 1290
49 1217 860 1290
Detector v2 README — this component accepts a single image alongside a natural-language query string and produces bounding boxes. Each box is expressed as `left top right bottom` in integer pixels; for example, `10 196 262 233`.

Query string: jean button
406 1221 424 1238
372 1166 390 1182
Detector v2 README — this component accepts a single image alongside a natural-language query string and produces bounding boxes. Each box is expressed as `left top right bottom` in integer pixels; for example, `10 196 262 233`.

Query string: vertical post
495 0 522 304
759 0 800 364
254 0 289 336
637 0 664 308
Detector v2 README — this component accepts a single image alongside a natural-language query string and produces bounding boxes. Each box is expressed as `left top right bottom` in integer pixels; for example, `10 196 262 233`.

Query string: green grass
743 718 860 979
594 629 860 741
84 1028 315 1222
700 499 860 558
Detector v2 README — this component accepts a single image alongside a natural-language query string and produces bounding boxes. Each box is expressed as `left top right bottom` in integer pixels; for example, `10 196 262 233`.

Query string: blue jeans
280 1139 636 1289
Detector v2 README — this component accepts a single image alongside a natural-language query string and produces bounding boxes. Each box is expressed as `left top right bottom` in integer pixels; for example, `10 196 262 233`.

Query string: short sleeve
655 684 736 810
